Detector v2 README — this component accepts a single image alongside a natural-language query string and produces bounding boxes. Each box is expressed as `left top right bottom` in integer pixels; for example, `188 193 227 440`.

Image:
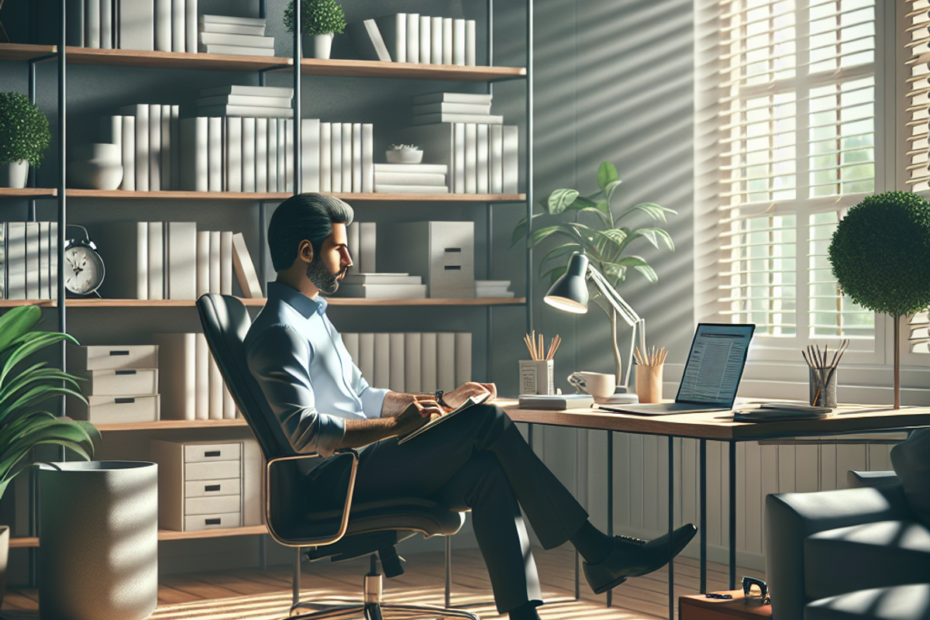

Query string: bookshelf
66 189 526 202
0 297 525 308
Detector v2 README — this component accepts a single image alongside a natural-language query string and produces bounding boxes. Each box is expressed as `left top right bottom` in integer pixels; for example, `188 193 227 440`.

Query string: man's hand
393 397 445 437
443 382 498 410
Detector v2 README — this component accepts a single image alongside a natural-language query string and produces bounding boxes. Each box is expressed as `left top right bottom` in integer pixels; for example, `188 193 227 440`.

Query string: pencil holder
809 367 838 408
520 360 554 395
634 364 664 404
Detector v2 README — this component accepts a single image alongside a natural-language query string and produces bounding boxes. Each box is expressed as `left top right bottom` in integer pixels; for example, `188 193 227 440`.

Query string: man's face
306 223 353 294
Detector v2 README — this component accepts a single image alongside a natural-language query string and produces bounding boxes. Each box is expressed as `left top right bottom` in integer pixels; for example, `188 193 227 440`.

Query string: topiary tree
283 0 346 35
0 92 51 168
828 191 930 408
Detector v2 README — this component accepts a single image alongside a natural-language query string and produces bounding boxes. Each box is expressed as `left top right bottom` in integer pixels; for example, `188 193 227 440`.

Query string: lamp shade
544 252 589 313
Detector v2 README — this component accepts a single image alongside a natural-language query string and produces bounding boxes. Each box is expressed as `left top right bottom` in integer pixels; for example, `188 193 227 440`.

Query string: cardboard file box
68 344 158 371
378 221 475 298
75 369 158 396
66 394 160 423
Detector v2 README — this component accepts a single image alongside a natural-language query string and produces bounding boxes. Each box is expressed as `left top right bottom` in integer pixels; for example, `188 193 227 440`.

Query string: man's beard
306 256 343 295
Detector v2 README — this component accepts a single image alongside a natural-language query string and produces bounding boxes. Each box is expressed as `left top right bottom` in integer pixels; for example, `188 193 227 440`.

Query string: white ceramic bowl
385 149 424 164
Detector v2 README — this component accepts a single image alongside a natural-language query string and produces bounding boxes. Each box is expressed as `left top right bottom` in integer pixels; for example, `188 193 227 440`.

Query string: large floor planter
38 461 158 620
0 524 8 609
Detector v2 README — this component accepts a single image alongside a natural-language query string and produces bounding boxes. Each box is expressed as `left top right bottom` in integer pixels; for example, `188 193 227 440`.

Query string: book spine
7 223 24 300
160 104 171 190
118 0 155 50
168 221 197 300
341 122 352 192
180 117 208 191
347 223 359 274
185 0 198 54
302 118 320 192
49 222 58 300
442 17 453 65
454 123 466 194
320 122 331 192
437 333 456 392
231 233 263 298
454 332 472 386
361 123 373 193
419 15 430 65
453 19 466 66
170 105 180 190
351 122 362 193
431 17 442 65
195 333 209 420
24 223 39 299
490 124 503 194
136 222 148 299
207 117 223 192
148 221 164 300
373 333 390 389
255 117 268 192
171 0 184 51
220 231 233 295
284 119 294 193
406 13 419 63
196 230 210 297
209 351 223 419
503 125 519 194
38 222 49 300
358 333 375 384
222 385 236 419
395 13 406 62
404 333 421 393
420 333 437 393
121 115 135 190
136 105 149 191
226 117 242 192
100 0 112 48
154 0 171 51
242 117 256 192
85 0 100 48
389 333 406 392
330 122 342 192
476 124 489 194
267 118 278 192
277 119 286 192
209 230 221 294
465 20 476 66
149 104 162 191
359 222 376 274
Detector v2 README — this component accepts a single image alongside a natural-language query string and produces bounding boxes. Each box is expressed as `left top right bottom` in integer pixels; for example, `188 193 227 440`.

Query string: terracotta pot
0 524 8 608
304 33 334 59
0 160 29 188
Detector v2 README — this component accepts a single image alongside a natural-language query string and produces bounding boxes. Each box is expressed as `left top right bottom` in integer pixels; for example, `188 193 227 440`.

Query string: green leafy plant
283 0 347 35
0 305 99 502
512 162 676 382
0 92 51 168
828 190 930 408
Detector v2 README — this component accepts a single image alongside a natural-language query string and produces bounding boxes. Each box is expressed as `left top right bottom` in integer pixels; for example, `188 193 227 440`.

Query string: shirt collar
267 282 328 318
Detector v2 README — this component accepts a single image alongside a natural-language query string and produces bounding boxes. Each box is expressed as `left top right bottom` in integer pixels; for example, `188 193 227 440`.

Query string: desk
498 399 930 620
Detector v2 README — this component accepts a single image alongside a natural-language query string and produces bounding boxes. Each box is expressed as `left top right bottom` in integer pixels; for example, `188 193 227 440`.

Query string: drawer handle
205 518 221 525
204 485 221 492
204 450 221 457
115 398 135 404
444 265 462 270
115 370 137 375
444 248 462 253
109 350 130 356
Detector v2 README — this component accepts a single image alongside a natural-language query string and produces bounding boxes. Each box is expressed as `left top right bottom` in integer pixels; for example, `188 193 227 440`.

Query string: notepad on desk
518 394 595 410
733 402 834 422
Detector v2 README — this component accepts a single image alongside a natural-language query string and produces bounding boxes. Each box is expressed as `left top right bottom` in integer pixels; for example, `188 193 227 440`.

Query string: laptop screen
676 323 755 406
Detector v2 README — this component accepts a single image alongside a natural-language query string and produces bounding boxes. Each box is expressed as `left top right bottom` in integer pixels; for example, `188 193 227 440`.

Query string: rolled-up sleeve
246 323 345 457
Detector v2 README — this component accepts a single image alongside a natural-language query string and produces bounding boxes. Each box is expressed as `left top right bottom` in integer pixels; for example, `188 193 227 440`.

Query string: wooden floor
1 545 763 619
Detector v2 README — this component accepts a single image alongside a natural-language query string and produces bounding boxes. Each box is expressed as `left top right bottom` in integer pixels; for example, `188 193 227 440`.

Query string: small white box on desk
66 394 160 423
75 369 158 396
68 344 158 371
378 221 475 298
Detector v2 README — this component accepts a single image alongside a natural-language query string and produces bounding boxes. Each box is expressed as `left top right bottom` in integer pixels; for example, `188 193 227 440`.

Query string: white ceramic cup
568 371 616 401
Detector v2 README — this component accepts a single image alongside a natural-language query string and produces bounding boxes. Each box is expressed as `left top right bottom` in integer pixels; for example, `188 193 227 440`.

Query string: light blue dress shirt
245 282 390 458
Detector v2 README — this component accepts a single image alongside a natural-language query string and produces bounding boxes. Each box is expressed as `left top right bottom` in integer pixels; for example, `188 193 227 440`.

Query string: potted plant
284 0 347 60
828 191 930 409
512 161 676 386
0 305 98 606
0 92 51 189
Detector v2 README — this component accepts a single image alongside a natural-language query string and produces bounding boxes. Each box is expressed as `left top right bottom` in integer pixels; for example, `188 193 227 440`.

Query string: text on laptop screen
677 324 754 405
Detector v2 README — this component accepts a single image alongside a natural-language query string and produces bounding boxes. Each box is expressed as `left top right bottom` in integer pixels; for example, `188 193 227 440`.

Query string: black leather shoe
582 524 698 594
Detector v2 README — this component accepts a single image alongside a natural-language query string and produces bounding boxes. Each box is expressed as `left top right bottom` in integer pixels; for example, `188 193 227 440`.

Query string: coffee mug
568 371 616 401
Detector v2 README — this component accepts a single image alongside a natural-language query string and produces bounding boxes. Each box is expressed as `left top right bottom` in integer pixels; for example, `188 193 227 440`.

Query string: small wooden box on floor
679 591 772 620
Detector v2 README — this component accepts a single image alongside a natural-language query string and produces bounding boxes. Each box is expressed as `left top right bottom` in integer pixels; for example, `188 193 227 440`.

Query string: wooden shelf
65 297 524 307
66 189 526 202
94 418 249 431
9 536 39 549
298 57 526 81
0 188 58 198
10 525 268 548
0 300 57 308
0 43 56 62
65 46 287 72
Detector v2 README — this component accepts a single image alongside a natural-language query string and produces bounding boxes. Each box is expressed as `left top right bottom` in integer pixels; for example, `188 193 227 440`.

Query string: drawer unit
74 369 159 396
379 221 476 298
68 345 159 371
185 443 241 462
185 495 241 515
185 460 240 480
66 394 160 423
185 478 241 498
184 513 242 532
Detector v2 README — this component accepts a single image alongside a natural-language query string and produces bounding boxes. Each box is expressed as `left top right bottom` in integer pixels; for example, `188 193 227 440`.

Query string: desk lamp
544 252 646 391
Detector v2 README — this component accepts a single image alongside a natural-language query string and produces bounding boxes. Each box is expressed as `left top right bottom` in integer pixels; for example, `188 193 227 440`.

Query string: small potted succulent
284 0 347 60
386 143 423 164
0 92 51 189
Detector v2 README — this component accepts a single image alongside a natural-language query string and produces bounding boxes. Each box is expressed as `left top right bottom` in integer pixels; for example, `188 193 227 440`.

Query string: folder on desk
518 394 594 410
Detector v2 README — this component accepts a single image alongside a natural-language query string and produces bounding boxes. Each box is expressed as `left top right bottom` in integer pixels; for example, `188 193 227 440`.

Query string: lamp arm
586 265 647 389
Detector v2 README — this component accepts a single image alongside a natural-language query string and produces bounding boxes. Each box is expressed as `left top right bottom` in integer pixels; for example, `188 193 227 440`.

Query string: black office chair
197 294 479 620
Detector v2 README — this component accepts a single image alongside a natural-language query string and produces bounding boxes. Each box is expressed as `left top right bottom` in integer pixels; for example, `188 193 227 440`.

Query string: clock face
64 245 104 295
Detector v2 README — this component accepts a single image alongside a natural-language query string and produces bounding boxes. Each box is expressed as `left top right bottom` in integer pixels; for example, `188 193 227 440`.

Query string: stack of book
0 222 59 300
199 15 274 56
410 92 500 126
153 333 238 420
338 273 427 299
374 163 448 194
347 14 476 66
104 105 181 191
475 280 513 298
196 85 294 118
54 0 198 53
319 122 375 193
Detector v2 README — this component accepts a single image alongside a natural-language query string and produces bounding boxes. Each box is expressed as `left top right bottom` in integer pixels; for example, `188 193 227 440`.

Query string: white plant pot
68 143 123 190
0 160 29 188
0 525 8 609
304 33 334 59
38 461 158 620
385 149 424 164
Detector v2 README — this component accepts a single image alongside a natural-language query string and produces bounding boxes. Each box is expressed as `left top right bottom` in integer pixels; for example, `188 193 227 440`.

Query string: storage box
679 591 772 619
75 369 158 396
378 221 475 298
66 394 160 423
68 345 158 371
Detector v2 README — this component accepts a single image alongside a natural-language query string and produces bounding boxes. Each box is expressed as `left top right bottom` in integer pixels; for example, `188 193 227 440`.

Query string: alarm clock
64 225 105 296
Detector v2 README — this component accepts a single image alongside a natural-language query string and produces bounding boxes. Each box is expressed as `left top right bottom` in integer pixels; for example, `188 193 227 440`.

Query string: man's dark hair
268 193 354 272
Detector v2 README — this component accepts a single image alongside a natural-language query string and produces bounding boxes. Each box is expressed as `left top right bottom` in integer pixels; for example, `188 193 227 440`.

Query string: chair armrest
847 470 899 488
764 484 910 620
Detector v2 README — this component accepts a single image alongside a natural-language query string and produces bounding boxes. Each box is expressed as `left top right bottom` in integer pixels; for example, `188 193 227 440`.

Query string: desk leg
575 429 581 601
668 436 675 620
700 439 707 594
606 430 613 608
729 441 737 590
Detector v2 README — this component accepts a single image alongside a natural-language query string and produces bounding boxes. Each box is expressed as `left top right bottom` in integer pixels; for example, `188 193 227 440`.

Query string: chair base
290 602 480 619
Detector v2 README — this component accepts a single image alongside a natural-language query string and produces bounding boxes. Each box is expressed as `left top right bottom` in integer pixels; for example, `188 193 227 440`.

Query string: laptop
599 323 755 416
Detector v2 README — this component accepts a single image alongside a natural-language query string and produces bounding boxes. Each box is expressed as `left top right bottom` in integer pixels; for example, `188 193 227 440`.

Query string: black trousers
305 405 590 614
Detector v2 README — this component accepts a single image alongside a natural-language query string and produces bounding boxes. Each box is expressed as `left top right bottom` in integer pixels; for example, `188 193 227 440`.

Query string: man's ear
298 240 314 264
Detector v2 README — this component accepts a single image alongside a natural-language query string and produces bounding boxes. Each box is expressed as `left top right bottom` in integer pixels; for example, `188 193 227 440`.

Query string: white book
341 122 352 192
220 231 233 295
359 222 376 274
341 273 420 285
226 116 242 192
197 104 293 117
118 0 154 50
94 222 147 299
85 0 100 48
390 333 406 392
152 333 196 420
320 122 332 192
431 17 443 65
364 124 378 195
301 118 320 192
404 333 422 393
336 284 427 299
346 222 359 274
406 13 419 63
49 222 59 300
413 102 493 115
420 333 437 393
195 332 210 420
148 221 164 300
170 105 180 190
207 117 223 191
196 230 210 297
412 92 492 105
200 21 265 36
121 115 135 190
374 163 449 174
453 19 466 66
437 333 456 391
209 351 223 419
201 44 276 56
277 119 287 191
242 117 256 192
351 122 362 192
419 15 430 64
255 118 267 192
442 17 453 65
231 233 263 298
374 333 390 389
375 14 405 63
358 333 375 384
199 32 275 48
347 19 391 62
171 0 185 51
149 104 162 191
209 230 221 294
199 85 294 97
267 118 278 192
154 0 171 51
503 125 519 194
100 0 112 48
185 0 198 54
374 184 449 194
6 223 24 300
454 123 466 193
342 333 359 363
477 124 489 194
25 223 39 299
160 104 171 190
374 172 446 186
38 222 49 299
465 20 476 66
285 119 295 192
330 122 342 192
454 333 472 386
223 385 236 419
119 104 149 191
180 117 208 191
490 124 503 194
167 221 197 299
410 113 504 125
200 15 266 26
197 94 292 108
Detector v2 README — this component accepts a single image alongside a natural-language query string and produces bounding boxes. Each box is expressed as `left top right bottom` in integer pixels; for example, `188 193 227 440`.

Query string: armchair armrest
764 484 910 620
847 470 898 488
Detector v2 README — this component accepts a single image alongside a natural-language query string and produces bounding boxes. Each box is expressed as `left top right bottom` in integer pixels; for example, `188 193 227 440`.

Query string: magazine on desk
398 392 492 444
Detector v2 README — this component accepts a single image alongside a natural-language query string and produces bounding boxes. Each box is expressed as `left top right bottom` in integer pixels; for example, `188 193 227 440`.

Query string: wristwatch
434 390 451 408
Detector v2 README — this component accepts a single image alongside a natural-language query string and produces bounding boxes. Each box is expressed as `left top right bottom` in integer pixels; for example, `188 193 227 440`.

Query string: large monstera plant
0 305 98 502
512 162 676 383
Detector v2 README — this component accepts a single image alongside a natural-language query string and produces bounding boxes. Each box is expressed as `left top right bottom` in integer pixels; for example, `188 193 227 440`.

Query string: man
245 194 697 620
